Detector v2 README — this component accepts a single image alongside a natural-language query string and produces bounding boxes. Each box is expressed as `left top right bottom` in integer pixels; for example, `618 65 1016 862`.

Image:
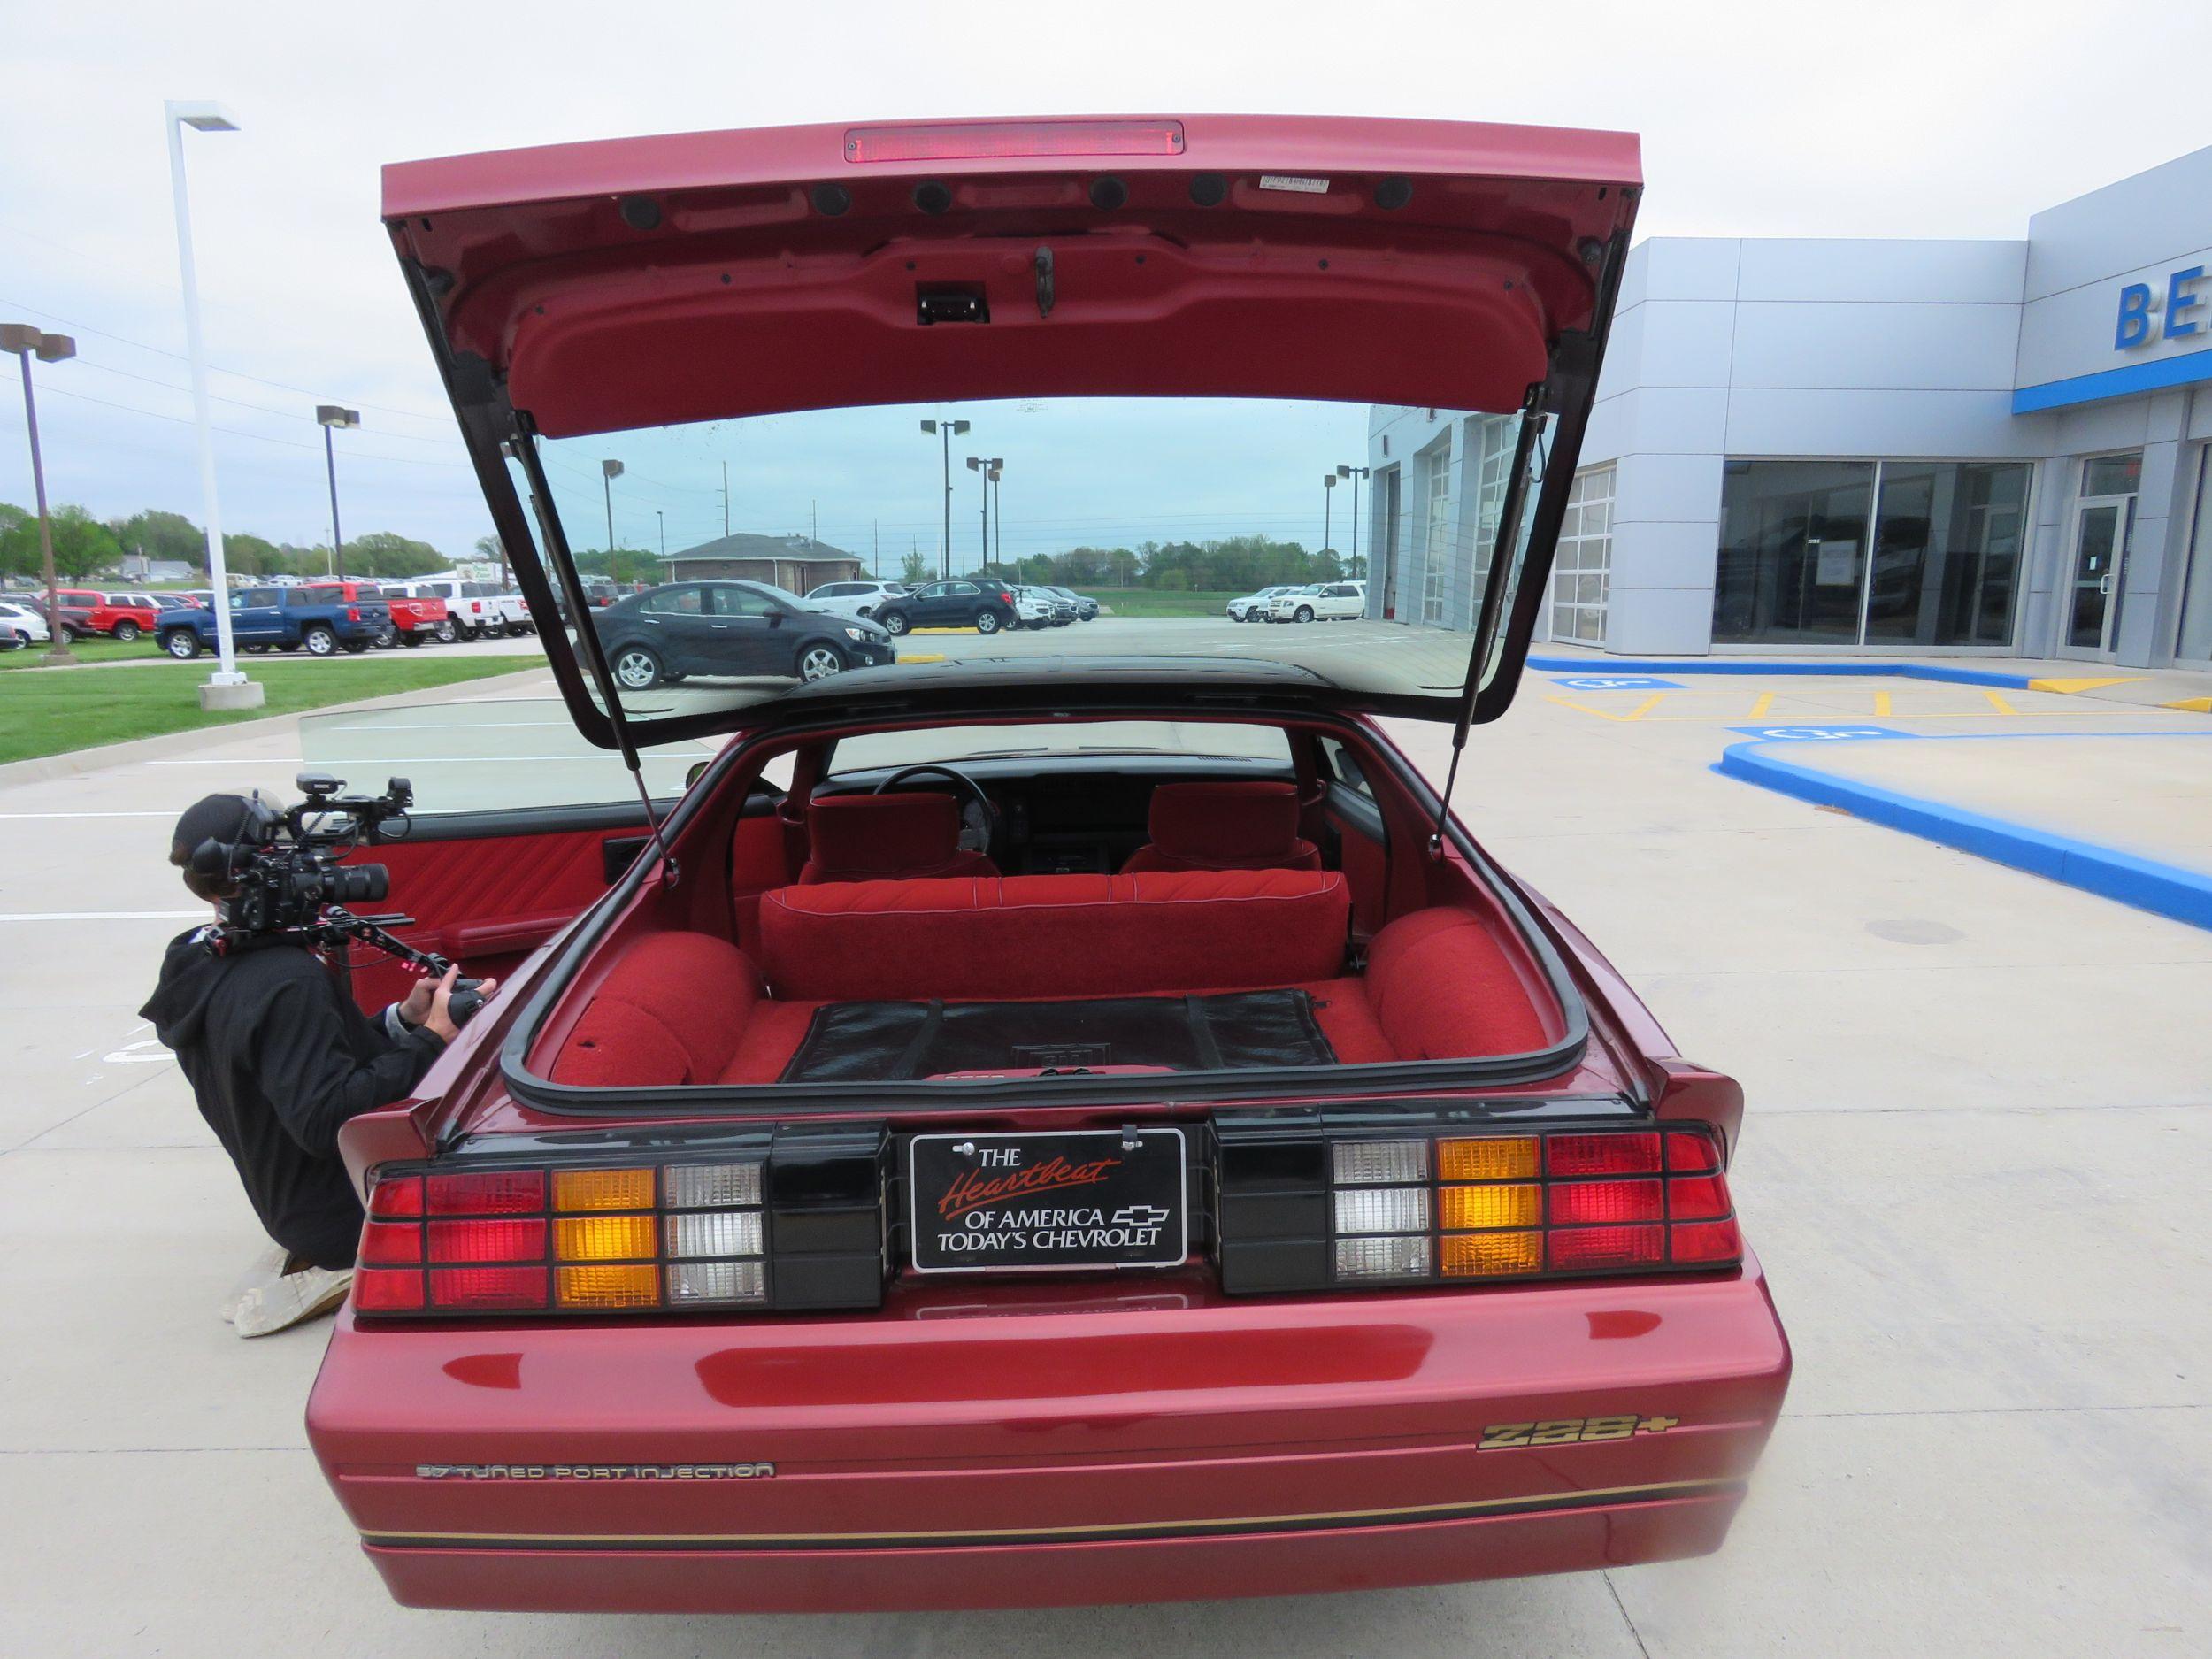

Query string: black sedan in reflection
596 580 896 691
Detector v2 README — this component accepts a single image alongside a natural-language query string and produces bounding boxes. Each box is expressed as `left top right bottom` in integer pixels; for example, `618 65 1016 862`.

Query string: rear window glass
828 720 1291 775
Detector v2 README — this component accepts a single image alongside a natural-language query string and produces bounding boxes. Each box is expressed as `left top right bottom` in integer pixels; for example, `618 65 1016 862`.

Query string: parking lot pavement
1 635 2208 1655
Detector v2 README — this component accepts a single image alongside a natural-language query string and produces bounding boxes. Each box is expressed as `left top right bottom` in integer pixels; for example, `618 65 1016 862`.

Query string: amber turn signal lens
556 1263 658 1309
1438 1183 1540 1231
1436 1136 1540 1181
554 1167 656 1212
1440 1231 1542 1277
555 1214 655 1262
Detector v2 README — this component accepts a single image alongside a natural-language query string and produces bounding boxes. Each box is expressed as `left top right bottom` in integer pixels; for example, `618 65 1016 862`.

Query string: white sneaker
234 1265 354 1339
219 1242 292 1325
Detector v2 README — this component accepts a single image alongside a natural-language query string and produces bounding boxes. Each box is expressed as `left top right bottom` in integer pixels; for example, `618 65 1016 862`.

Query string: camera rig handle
327 909 488 1025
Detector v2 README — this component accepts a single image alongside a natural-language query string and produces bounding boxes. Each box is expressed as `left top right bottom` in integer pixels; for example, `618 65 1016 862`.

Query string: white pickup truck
396 576 532 640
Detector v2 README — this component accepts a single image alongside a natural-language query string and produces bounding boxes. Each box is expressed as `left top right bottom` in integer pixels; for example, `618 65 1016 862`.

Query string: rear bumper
310 1256 1790 1612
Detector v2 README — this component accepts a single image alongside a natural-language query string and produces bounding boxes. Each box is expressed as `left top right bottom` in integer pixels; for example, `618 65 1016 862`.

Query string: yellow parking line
1873 690 1892 717
2165 695 2212 713
1748 691 1774 718
1984 689 2017 715
898 653 947 664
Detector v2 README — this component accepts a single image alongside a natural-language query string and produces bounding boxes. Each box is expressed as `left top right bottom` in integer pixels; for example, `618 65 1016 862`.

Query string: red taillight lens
429 1217 545 1263
426 1171 545 1215
1548 1177 1663 1226
359 1221 422 1265
845 119 1185 164
1548 1224 1665 1271
368 1175 423 1217
1671 1218 1743 1263
1665 1131 1719 1172
997 591 1013 605
346 606 360 621
1548 1133 1661 1176
1668 1174 1730 1221
429 1266 547 1310
354 1268 425 1312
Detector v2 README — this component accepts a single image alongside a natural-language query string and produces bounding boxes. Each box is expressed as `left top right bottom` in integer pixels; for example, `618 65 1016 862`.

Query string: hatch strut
1427 395 1547 860
507 425 680 886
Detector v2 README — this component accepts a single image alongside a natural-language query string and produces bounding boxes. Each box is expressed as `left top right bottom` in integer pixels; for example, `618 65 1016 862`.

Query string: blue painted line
2011 346 2212 414
1527 654 2039 688
1714 739 2212 932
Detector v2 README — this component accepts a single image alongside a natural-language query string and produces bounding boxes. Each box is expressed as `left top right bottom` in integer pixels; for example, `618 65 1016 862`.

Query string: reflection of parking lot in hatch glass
297 699 708 816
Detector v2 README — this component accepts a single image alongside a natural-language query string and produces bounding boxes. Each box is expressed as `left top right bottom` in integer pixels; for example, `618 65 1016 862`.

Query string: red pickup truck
53 589 161 642
300 580 449 647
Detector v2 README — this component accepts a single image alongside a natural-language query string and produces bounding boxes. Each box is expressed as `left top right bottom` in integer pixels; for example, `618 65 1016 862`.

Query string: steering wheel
872 763 1000 863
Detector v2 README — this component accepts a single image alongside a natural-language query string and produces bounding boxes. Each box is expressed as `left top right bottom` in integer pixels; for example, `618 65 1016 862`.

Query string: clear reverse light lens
666 1260 767 1304
1333 1187 1430 1234
663 1210 764 1260
663 1162 763 1210
1334 1235 1432 1279
1333 1141 1428 1185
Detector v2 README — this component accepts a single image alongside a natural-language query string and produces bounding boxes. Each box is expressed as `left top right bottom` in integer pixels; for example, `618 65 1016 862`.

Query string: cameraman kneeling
141 794 496 1339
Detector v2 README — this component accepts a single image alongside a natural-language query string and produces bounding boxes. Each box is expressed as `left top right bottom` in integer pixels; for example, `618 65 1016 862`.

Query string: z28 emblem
415 1462 775 1480
1478 1416 1679 1448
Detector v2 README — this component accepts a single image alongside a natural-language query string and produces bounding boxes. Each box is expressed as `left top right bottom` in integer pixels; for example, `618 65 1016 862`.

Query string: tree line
0 503 457 584
932 534 1363 593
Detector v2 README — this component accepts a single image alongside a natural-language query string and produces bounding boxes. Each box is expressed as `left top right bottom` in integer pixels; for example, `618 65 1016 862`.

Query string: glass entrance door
2062 453 2143 659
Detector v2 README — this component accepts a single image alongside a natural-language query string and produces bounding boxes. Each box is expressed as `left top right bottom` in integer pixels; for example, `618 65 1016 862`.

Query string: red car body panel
55 588 158 636
317 579 448 635
312 1261 1786 1612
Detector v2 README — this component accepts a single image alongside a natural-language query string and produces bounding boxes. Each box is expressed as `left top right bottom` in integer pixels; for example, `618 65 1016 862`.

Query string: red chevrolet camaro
306 113 1790 1614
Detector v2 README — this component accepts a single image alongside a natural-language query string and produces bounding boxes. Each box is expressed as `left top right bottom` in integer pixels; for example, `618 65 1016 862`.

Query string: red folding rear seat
758 869 1350 1002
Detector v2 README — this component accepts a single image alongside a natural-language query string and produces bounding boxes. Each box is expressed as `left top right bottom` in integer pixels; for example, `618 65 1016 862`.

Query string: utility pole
872 519 879 576
601 459 624 562
720 460 729 538
989 465 1002 569
1322 473 1337 561
316 405 358 580
1337 465 1371 579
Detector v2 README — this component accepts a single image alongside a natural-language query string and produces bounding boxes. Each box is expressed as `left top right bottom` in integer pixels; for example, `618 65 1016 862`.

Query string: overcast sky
4 1 2208 565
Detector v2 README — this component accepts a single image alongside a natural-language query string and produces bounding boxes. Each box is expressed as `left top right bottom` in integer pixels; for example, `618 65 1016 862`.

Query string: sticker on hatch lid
908 1128 1187 1273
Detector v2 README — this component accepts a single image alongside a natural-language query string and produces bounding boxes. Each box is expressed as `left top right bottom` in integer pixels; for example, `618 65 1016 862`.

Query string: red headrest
1139 781 1313 871
803 792 965 883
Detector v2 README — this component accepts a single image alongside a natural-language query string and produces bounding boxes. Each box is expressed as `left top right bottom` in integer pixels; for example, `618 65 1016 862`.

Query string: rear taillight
1215 1119 1740 1294
354 1129 885 1319
346 606 360 621
470 601 484 613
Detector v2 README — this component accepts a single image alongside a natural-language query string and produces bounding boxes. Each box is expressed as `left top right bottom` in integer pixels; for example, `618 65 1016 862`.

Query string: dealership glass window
1715 458 2031 648
1863 462 2031 647
1549 465 1615 645
1420 437 1452 626
2177 448 2212 664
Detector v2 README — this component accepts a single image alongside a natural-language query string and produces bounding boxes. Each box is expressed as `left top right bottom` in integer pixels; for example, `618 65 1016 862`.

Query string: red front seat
797 792 1000 884
1120 780 1322 874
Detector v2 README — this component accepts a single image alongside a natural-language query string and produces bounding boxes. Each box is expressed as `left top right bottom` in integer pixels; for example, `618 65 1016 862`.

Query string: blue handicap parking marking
1729 724 1915 741
1548 675 1685 692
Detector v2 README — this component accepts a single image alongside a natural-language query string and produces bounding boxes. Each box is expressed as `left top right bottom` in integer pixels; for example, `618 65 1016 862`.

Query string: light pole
2 324 76 665
601 458 623 566
656 510 666 579
165 99 256 709
966 455 1001 572
918 418 969 579
1322 473 1337 561
316 405 358 579
1337 465 1371 579
988 464 1003 569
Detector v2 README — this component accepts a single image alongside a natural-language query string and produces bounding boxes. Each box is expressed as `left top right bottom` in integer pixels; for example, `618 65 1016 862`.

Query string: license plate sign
908 1129 1187 1273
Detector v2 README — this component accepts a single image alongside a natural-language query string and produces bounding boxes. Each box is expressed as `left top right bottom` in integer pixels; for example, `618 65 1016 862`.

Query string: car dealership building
1363 142 2212 667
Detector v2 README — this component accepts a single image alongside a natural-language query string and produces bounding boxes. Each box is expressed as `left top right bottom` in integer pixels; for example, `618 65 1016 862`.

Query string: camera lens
328 864 389 904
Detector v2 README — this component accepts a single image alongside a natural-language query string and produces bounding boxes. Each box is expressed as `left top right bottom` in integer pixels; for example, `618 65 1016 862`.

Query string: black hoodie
142 929 445 1269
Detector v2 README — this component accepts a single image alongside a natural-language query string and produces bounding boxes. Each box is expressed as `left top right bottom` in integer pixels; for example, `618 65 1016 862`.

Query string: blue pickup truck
157 583 390 660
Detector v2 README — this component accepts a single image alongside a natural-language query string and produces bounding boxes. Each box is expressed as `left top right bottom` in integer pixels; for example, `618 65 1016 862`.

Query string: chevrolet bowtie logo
1110 1204 1171 1227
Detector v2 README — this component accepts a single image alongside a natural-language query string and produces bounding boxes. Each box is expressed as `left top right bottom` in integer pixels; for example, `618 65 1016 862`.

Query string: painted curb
1530 654 2043 689
1714 739 2212 932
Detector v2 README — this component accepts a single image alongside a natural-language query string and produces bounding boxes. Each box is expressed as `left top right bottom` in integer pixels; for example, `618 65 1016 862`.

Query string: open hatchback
308 113 1790 1614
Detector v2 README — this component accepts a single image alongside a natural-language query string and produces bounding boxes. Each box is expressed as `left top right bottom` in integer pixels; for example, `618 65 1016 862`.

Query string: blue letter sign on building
2116 265 2207 350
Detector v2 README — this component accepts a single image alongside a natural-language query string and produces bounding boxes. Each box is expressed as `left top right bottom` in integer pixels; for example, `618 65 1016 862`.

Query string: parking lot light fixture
988 463 1004 569
316 405 358 579
165 98 257 708
920 418 970 578
2 324 78 665
601 459 624 559
1322 472 1338 560
1337 465 1371 579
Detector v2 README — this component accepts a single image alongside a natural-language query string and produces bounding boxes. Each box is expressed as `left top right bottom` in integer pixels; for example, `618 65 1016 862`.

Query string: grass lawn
1087 588 1243 618
0 656 540 765
0 636 162 671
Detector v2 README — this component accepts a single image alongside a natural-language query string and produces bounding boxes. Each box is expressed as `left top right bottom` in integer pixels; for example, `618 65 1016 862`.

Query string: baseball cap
170 793 258 861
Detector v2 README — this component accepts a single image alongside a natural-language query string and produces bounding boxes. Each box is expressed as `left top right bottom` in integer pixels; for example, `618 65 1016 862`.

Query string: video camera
191 773 486 1025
